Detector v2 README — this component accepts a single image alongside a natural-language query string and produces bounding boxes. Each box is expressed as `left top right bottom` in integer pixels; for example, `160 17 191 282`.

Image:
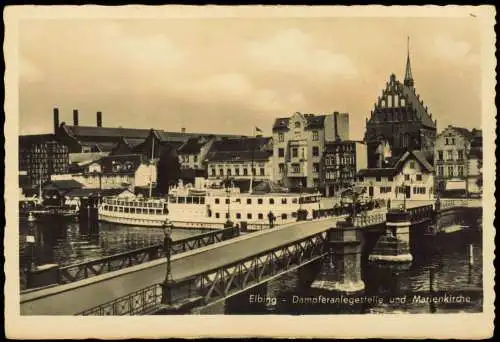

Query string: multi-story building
357 150 434 201
364 42 437 168
321 140 367 197
177 136 217 173
205 137 274 190
434 125 482 196
271 111 349 190
19 134 69 187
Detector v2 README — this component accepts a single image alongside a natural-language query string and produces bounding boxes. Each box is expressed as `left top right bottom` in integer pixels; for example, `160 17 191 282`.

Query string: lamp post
162 218 174 305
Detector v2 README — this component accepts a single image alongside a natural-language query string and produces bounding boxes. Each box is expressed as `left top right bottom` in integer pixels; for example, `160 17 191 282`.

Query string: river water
19 218 482 314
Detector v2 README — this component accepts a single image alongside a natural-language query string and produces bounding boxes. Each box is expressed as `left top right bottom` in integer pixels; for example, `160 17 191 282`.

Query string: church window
388 96 393 108
394 94 399 107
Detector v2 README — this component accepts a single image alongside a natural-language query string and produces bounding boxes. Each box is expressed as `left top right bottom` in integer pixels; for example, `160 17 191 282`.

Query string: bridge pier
369 209 412 266
310 220 365 294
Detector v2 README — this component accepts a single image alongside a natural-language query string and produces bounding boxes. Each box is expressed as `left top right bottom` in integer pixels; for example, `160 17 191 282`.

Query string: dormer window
295 122 301 129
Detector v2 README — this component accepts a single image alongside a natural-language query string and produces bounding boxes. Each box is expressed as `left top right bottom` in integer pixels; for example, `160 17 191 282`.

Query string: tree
156 148 181 195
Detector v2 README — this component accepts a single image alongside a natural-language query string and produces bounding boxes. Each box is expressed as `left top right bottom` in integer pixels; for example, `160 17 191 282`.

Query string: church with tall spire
364 37 437 168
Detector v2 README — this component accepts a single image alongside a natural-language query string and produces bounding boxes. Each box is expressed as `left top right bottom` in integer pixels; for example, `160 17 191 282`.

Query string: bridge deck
21 216 345 315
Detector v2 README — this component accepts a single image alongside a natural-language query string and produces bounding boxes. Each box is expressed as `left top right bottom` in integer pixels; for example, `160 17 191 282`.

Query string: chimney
181 127 186 133
96 111 102 127
53 107 60 133
333 111 339 140
73 109 79 126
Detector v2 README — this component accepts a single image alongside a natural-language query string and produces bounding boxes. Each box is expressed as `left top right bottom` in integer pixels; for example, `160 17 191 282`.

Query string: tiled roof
410 150 434 172
358 150 434 177
358 168 397 177
206 150 272 162
400 82 436 129
178 137 206 155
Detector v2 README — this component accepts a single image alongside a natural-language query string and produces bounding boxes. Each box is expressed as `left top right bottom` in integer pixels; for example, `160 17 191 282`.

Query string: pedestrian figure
268 211 275 228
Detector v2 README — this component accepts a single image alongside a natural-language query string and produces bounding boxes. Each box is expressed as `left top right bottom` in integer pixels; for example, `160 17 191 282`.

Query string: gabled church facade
364 39 437 168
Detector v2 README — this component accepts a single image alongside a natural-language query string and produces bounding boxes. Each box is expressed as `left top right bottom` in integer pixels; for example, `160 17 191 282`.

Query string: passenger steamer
98 180 322 229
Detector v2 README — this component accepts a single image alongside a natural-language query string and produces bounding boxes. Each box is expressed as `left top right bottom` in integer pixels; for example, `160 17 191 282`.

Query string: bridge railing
78 283 163 316
56 225 239 285
439 198 482 210
352 211 387 228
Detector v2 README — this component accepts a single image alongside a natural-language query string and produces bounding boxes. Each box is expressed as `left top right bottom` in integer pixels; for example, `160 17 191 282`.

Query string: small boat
442 225 469 234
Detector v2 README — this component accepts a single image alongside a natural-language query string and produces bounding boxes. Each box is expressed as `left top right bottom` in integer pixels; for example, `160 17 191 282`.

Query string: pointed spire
404 36 414 87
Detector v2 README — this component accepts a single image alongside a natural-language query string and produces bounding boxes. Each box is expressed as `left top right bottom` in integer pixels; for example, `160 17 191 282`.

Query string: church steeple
404 36 414 87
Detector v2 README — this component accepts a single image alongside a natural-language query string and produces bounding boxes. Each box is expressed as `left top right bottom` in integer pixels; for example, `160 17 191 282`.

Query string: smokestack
334 111 339 141
73 109 79 126
53 107 60 133
181 127 186 133
96 111 102 127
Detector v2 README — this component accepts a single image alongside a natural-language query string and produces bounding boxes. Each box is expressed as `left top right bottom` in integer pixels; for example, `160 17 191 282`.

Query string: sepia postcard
4 5 496 339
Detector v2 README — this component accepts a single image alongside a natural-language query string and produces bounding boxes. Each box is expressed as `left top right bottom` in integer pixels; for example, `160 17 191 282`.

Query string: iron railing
57 226 239 285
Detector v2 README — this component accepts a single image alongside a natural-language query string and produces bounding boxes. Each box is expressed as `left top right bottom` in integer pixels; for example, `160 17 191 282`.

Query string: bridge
20 198 481 316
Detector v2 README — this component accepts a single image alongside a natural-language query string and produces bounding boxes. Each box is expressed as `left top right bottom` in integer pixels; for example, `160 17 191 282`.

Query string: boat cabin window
193 197 200 204
247 199 252 205
169 197 177 203
258 199 263 204
200 197 205 204
178 197 186 204
149 209 154 214
119 207 124 213
215 198 220 204
292 198 298 204
156 209 162 215
258 213 263 219
187 197 193 204
124 207 130 213
247 213 252 219
269 198 275 204
131 208 136 214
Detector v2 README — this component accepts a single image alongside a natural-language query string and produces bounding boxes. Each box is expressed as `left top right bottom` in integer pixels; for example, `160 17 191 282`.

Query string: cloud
433 35 479 65
246 28 358 78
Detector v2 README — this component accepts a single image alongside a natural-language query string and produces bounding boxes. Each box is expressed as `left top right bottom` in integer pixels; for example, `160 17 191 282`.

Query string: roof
272 113 328 131
400 81 436 129
324 140 365 152
206 150 272 162
19 134 58 148
409 150 434 172
45 179 84 190
100 154 145 175
178 137 207 155
69 152 109 165
358 168 397 177
66 188 131 198
63 125 152 139
358 150 434 177
210 136 272 152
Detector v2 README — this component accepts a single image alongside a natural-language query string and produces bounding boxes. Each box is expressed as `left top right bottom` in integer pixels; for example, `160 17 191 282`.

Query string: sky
18 15 483 139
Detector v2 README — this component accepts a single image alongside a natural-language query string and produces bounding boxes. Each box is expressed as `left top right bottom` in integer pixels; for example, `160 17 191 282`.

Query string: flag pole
249 126 255 194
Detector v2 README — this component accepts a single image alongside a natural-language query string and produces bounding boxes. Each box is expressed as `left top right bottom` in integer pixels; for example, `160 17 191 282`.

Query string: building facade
19 134 70 187
178 136 216 172
321 140 367 197
434 125 482 196
271 111 349 190
364 44 437 168
357 150 434 201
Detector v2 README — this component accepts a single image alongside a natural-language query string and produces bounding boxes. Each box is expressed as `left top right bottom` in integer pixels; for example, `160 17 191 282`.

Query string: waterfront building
205 137 274 190
52 154 156 190
321 140 367 197
177 136 217 177
357 150 434 201
434 125 483 196
19 134 70 187
41 179 84 207
364 40 437 168
271 111 349 190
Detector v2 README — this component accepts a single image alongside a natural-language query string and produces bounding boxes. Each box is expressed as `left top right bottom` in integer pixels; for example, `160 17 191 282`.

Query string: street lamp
162 218 174 304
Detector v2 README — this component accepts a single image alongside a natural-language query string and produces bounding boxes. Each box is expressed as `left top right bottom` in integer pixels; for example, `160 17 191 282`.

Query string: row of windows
379 186 392 194
437 150 464 161
277 146 320 158
213 197 300 205
359 174 423 182
325 171 356 180
103 205 166 215
103 200 165 209
211 168 265 177
169 196 206 204
210 211 297 220
324 156 355 166
445 137 456 145
277 131 319 143
437 166 465 177
181 155 198 163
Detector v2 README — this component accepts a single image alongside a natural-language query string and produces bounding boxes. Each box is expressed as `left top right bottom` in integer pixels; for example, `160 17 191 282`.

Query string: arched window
295 121 301 128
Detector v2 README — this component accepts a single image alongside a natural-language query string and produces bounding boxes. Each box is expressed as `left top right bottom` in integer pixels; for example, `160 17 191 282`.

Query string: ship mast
148 134 155 198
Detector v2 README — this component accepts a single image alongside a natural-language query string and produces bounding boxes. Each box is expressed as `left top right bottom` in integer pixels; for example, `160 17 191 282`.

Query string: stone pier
369 209 413 264
310 220 365 293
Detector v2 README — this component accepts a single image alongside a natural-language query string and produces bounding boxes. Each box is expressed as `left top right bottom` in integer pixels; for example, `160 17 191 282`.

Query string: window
186 197 193 204
312 131 319 141
404 174 410 181
380 186 392 194
215 198 220 204
194 155 198 163
458 150 464 161
292 164 300 173
258 198 263 204
219 169 224 176
227 169 232 176
243 168 248 176
295 121 301 128
252 168 256 176
359 176 364 182
279 163 285 174
447 151 453 161
448 166 454 177
282 198 287 204
445 138 449 145
409 161 415 169
458 166 464 177
225 198 230 204
258 213 264 220
451 138 455 145
282 213 288 220
235 168 240 176
278 148 285 158
260 168 265 176
312 146 319 157
215 213 220 219
388 176 394 182
292 148 298 158
225 213 229 219
438 166 444 176
211 168 216 176
247 198 252 205
278 133 284 142
416 174 422 181
313 163 319 173
269 198 275 205
236 213 241 219
376 176 381 182
247 213 253 219
438 150 443 161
